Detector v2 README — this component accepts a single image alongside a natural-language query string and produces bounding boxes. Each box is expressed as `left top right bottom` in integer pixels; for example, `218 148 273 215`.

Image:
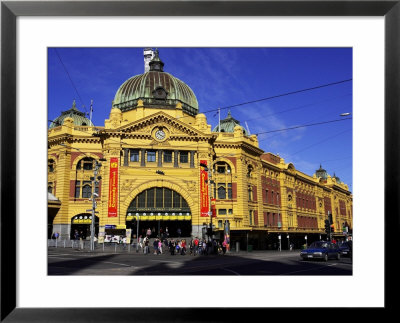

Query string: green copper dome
315 164 328 180
49 100 94 129
213 110 249 135
113 50 199 116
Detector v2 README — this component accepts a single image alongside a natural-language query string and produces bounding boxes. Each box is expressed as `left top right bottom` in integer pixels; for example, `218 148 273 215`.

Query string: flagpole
218 107 220 132
89 99 93 125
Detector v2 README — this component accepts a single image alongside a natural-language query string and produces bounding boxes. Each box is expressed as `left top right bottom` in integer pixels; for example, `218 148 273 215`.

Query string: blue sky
48 47 352 190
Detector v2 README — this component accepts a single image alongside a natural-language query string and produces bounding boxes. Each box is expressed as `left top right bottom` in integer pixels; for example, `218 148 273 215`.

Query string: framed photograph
1 1 398 321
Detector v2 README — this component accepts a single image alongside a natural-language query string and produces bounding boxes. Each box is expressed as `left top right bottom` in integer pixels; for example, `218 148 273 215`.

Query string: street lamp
90 158 106 251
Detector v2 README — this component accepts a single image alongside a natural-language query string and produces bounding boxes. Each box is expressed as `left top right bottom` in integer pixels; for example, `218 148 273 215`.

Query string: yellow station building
48 49 353 250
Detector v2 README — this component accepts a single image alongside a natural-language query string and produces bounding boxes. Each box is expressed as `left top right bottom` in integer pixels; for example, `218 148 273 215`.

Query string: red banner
108 157 119 217
211 198 216 218
200 160 209 217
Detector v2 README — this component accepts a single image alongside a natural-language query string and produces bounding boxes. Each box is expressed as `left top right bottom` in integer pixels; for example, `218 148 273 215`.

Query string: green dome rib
113 71 199 115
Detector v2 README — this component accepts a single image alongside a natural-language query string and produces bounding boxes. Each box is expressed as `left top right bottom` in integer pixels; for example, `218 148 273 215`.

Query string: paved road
48 247 352 275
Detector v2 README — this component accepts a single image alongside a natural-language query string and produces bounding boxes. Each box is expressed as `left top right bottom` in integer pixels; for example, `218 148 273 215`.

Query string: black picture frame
1 1 398 321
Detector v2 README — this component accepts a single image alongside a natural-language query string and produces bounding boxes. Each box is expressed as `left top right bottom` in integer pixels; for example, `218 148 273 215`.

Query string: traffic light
328 213 333 224
324 219 331 234
330 224 335 233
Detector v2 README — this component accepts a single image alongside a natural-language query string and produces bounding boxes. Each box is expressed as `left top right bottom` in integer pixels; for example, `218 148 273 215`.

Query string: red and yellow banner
108 157 119 217
200 160 209 217
211 198 216 218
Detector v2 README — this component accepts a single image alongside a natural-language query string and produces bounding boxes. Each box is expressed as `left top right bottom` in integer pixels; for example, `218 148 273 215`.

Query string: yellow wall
48 105 353 240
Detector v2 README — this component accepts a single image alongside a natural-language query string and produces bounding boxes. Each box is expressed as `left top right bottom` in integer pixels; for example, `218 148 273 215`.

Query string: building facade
48 49 353 250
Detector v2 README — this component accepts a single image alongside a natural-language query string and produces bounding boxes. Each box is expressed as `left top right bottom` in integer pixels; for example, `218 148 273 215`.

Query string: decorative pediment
119 111 210 138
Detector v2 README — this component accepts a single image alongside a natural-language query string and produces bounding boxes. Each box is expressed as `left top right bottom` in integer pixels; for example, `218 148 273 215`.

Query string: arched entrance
126 187 192 238
70 213 99 239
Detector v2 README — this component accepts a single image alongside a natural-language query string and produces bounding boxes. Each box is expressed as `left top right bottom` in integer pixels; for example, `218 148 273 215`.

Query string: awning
126 215 191 221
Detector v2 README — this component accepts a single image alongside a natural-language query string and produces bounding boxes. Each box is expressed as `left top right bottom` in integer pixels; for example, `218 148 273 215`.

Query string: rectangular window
228 209 233 215
248 187 253 201
164 151 172 163
218 209 227 215
228 183 232 199
147 151 156 162
249 210 253 225
179 151 188 163
82 181 92 198
217 166 225 174
130 149 139 162
217 184 226 199
75 181 81 198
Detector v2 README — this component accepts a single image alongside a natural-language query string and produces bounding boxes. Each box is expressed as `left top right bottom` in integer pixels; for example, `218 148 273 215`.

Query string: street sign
105 225 116 229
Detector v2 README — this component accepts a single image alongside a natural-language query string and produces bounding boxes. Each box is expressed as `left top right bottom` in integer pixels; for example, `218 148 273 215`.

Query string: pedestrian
144 237 150 254
177 228 181 237
153 238 159 255
169 239 175 255
74 229 79 240
202 240 207 255
189 239 193 255
146 228 151 239
138 235 143 251
158 239 163 254
181 239 186 255
222 240 227 254
194 237 199 256
165 227 169 237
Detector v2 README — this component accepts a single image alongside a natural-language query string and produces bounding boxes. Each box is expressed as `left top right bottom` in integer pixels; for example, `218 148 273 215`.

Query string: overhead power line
54 48 88 114
203 78 352 114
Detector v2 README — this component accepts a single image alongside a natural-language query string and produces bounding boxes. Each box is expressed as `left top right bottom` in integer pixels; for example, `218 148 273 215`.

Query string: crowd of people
135 232 229 256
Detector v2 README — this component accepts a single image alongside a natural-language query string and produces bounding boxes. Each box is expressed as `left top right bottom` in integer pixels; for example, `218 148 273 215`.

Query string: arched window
48 159 55 173
77 157 95 170
214 161 231 174
128 187 190 213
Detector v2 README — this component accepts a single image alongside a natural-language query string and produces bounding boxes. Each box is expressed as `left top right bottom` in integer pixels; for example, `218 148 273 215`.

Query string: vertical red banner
108 157 119 217
200 160 209 217
211 198 216 218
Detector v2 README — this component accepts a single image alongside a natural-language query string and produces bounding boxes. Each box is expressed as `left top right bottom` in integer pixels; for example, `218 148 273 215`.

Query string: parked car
338 241 352 258
300 241 341 262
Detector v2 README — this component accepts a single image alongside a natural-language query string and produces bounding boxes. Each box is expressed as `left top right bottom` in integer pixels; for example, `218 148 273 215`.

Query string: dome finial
149 48 164 72
72 99 77 110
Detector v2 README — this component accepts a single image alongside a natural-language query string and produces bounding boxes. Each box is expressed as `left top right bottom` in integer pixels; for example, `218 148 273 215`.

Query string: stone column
141 149 146 167
158 150 163 167
174 150 179 168
124 149 129 166
190 151 195 168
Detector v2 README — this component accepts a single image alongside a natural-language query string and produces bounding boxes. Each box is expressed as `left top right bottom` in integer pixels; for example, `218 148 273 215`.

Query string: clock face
155 130 166 140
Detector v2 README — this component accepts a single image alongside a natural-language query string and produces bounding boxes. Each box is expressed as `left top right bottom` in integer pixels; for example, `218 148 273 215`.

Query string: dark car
338 241 352 258
300 241 341 262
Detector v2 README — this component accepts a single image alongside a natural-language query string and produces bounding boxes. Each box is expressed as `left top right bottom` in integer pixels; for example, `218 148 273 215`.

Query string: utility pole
90 158 106 251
